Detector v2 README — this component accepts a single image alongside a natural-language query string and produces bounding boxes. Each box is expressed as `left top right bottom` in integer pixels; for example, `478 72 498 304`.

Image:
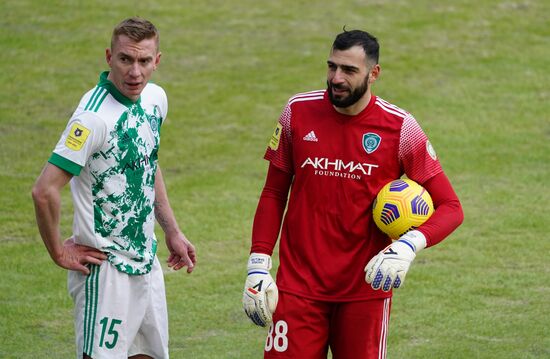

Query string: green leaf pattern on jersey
91 103 160 275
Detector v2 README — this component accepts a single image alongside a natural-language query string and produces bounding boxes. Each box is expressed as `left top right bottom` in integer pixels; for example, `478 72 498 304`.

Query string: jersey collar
325 91 377 121
98 71 142 107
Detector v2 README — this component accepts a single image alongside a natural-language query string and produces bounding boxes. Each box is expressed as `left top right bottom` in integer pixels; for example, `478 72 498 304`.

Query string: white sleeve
160 87 168 122
49 112 106 176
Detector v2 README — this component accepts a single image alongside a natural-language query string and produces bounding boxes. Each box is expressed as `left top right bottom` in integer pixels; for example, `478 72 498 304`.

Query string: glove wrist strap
398 230 427 253
248 253 272 270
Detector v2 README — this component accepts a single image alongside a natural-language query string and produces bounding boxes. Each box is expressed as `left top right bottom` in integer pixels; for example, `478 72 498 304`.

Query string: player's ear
369 64 381 84
105 48 112 67
154 52 162 70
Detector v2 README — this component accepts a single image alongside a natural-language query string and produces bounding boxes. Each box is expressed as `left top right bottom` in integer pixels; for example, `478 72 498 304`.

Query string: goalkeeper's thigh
263 293 392 359
264 292 331 358
329 297 392 359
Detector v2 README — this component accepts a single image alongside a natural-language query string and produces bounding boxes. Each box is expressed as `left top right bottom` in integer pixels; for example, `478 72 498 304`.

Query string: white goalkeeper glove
365 230 427 291
242 253 279 327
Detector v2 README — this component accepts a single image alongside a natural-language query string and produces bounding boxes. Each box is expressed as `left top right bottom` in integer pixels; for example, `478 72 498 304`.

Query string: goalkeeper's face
326 46 379 109
327 74 369 108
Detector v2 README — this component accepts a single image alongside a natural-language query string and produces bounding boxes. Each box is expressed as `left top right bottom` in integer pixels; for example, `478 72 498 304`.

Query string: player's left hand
166 231 196 273
242 253 278 327
365 230 426 291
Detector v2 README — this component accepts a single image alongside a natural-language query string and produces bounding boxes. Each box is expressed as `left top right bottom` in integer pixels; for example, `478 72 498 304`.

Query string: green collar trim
98 71 141 107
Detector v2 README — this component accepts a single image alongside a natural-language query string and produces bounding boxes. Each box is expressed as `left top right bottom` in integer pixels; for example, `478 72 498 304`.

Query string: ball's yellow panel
373 179 434 239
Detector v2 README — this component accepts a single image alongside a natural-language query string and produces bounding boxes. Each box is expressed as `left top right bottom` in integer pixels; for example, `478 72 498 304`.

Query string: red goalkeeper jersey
263 90 443 301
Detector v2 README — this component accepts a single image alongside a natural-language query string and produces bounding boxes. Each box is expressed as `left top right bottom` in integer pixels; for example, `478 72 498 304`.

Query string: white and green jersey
49 71 167 275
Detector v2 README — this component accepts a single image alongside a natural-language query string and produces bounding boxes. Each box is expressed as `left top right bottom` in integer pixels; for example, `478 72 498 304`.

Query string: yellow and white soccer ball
372 179 434 239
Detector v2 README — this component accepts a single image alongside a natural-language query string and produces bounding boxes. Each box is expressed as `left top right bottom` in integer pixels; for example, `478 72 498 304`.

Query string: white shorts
68 256 169 359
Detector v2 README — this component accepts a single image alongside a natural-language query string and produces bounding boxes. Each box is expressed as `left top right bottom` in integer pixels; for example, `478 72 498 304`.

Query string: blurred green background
1 0 548 357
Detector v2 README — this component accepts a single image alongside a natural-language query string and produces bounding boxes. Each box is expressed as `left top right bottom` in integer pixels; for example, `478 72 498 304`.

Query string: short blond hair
111 17 159 51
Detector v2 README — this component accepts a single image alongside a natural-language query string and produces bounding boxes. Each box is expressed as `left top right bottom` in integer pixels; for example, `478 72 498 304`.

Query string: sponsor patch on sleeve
268 123 282 151
65 123 91 151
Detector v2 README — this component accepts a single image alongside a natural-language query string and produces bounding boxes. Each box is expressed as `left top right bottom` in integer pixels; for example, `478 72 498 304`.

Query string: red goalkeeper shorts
264 292 391 359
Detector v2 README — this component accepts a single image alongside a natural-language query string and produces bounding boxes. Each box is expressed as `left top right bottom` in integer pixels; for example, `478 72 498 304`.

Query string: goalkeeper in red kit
242 29 464 359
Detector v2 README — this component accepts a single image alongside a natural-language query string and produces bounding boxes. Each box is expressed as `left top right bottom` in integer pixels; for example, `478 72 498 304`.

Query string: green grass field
1 0 549 358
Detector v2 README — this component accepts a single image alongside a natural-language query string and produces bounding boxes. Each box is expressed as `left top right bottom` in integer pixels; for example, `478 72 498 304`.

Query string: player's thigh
329 297 392 359
69 262 150 359
264 292 331 359
129 257 169 359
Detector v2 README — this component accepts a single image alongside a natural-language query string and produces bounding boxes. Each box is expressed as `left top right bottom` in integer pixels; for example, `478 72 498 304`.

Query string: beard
327 74 369 108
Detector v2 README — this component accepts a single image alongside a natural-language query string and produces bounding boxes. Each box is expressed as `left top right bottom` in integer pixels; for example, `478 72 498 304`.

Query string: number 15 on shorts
99 316 123 349
265 320 288 353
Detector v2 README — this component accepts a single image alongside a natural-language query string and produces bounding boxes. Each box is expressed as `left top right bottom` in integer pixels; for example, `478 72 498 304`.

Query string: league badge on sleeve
65 122 91 151
362 133 381 154
426 140 437 160
269 123 283 151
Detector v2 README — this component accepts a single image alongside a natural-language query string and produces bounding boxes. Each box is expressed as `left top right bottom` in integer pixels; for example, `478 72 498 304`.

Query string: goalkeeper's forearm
251 164 292 254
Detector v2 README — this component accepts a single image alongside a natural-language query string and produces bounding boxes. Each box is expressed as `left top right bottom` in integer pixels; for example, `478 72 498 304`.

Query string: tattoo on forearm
154 201 170 230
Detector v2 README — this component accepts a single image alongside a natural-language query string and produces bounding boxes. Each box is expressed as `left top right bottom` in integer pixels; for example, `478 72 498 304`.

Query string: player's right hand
242 253 278 327
54 237 107 275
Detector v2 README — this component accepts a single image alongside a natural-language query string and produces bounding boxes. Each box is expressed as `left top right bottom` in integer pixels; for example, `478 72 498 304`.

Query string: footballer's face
106 35 161 101
327 46 380 113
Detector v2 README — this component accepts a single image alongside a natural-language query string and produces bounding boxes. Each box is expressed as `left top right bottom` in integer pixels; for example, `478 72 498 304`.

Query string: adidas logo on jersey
303 131 318 142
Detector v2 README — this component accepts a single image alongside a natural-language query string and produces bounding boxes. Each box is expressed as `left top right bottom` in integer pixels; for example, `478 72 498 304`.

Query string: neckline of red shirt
323 91 377 123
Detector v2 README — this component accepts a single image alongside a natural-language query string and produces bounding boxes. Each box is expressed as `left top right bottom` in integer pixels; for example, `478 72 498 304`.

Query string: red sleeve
264 103 294 174
417 172 464 247
250 163 293 255
399 115 443 184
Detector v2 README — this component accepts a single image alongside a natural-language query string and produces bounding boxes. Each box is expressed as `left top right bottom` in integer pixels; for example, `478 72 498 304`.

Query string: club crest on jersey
147 105 162 134
362 133 381 154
